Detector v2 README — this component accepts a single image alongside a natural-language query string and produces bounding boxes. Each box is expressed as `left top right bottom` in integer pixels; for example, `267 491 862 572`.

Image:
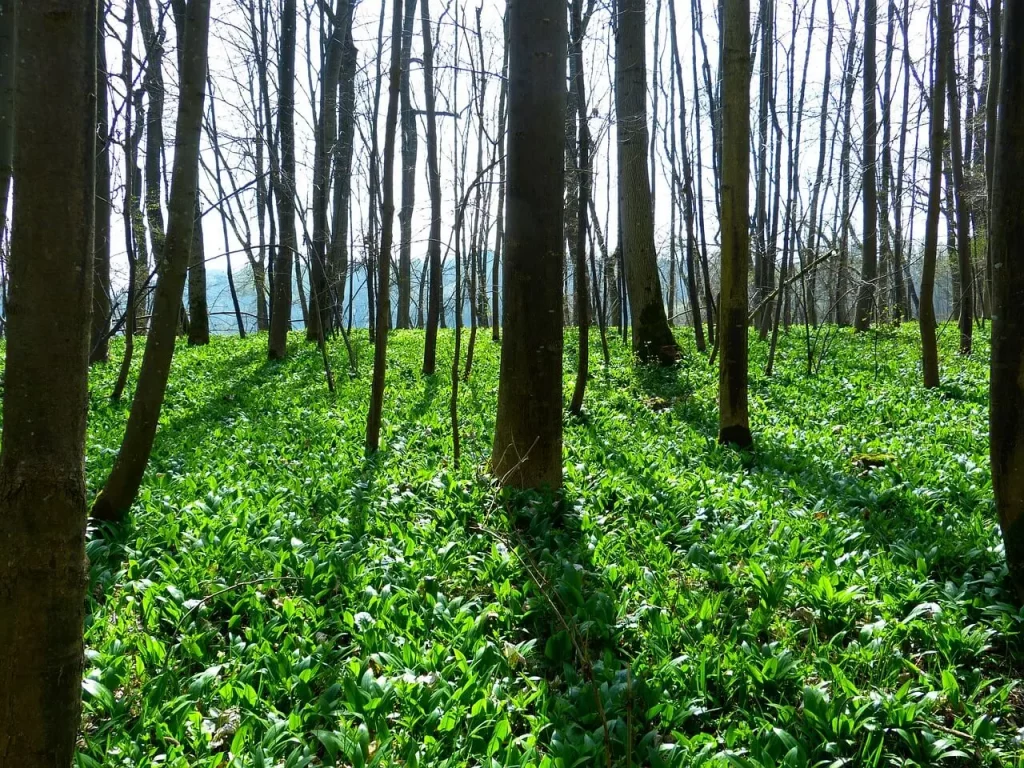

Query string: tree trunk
990 0 1024 603
330 18 357 331
92 9 112 363
0 0 12 256
421 0 442 374
269 0 297 358
308 0 346 341
397 0 417 329
945 0 974 355
366 0 403 453
615 0 678 363
855 0 878 329
719 0 752 448
491 13 508 342
491 0 566 488
0 2 95 763
921 0 949 389
91 0 211 522
986 0 1001 316
569 0 590 416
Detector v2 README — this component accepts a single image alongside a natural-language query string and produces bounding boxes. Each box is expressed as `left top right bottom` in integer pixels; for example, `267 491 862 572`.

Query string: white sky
101 0 969 308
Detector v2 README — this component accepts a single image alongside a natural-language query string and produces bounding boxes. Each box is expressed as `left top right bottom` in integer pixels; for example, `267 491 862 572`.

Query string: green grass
75 323 1024 767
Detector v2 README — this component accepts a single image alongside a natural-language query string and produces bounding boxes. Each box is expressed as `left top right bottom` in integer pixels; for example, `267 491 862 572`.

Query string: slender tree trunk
753 0 773 328
331 18 357 332
491 0 566 488
397 0 417 329
990 0 1024 603
921 0 949 389
308 0 346 341
269 0 297 358
945 0 974 355
0 2 95 762
891 0 910 322
719 0 752 448
92 11 112 363
986 0 1001 317
569 0 591 416
491 13 508 342
91 0 211 522
836 0 860 325
855 0 878 329
421 0 442 374
366 0 403 453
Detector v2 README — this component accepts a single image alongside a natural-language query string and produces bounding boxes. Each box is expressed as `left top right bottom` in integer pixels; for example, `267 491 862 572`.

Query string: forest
0 0 1023 766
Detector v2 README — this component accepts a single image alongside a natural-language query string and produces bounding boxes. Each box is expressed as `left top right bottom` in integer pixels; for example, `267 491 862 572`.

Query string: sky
99 0 966 316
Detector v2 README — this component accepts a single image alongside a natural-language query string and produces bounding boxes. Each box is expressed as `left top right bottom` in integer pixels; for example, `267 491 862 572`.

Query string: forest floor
75 324 1023 767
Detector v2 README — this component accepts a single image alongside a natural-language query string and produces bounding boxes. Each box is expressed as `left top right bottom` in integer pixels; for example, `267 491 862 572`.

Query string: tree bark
718 0 752 448
491 0 566 488
397 0 418 329
269 0 297 359
921 0 949 389
92 9 111 363
366 0 403 453
945 0 974 355
91 0 211 522
854 0 878 329
615 0 678 363
421 0 443 374
990 0 1024 603
0 1 95 763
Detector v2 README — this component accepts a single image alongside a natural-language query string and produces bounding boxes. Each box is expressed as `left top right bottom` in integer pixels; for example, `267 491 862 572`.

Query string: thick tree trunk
421 0 443 374
615 0 678 363
0 2 95 763
921 0 949 389
91 0 211 522
491 0 566 488
990 0 1024 602
366 0 402 452
269 0 297 358
718 0 752 448
855 0 878 329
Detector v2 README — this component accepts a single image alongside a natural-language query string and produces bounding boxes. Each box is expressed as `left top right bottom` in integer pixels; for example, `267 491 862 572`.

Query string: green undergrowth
71 323 1024 767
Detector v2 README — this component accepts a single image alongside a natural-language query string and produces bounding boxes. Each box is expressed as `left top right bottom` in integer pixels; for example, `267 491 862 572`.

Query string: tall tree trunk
990 0 1024 603
308 0 346 341
945 0 974 355
891 0 910 322
615 0 678 363
397 0 417 329
855 0 878 329
421 0 442 374
491 0 566 488
921 0 949 389
569 0 591 415
491 12 508 342
330 19 357 331
753 0 773 327
719 0 752 448
91 0 211 521
366 0 403 453
92 10 112 363
269 0 297 359
835 0 860 325
986 0 1001 317
0 2 95 762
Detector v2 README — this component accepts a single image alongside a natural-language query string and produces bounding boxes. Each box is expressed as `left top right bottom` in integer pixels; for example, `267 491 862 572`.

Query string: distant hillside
200 259 498 335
